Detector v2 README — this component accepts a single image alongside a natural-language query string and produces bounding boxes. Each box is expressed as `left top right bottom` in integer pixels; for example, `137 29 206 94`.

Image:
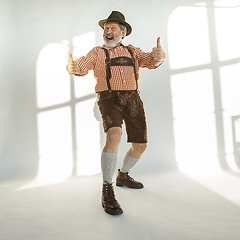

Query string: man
66 11 165 215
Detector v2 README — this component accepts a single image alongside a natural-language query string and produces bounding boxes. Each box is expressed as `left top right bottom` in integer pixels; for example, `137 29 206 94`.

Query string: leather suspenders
103 46 138 91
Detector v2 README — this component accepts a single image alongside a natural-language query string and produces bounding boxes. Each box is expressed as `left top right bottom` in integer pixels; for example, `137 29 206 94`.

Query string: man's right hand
66 51 81 75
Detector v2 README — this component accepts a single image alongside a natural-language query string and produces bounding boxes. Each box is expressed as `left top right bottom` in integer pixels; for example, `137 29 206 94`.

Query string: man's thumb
68 51 73 60
157 37 161 48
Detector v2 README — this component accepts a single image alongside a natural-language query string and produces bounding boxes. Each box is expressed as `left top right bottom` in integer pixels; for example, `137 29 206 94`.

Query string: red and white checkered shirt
75 43 162 93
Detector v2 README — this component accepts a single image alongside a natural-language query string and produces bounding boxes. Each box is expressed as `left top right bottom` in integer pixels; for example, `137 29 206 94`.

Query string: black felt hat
99 11 132 36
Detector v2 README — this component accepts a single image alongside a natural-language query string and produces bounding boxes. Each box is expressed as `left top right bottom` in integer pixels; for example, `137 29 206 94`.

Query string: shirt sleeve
75 47 98 76
128 44 163 69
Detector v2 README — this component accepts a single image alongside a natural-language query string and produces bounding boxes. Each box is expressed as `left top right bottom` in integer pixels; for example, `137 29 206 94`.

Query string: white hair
119 23 127 38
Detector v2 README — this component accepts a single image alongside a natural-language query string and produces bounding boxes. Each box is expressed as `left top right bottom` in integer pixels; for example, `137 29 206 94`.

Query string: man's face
103 21 126 48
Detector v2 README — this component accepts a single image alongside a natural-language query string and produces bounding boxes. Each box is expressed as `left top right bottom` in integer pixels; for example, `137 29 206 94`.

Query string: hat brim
99 19 132 36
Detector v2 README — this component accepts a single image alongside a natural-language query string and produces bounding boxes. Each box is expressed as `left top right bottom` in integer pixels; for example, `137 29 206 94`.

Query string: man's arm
129 37 166 69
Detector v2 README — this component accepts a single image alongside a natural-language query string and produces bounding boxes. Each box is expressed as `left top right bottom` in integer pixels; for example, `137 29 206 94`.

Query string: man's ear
121 29 127 39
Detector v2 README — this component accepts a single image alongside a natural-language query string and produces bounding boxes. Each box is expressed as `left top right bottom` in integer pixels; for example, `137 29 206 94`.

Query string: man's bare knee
104 127 122 152
107 129 121 145
132 143 147 154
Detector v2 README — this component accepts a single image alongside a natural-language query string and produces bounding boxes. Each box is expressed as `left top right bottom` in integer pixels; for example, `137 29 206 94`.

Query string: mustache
104 33 114 39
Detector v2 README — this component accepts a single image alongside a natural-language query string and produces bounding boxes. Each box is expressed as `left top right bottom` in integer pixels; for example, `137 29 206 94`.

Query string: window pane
215 1 240 61
168 6 211 69
75 98 101 176
73 32 96 98
36 43 70 108
220 63 240 110
37 107 73 182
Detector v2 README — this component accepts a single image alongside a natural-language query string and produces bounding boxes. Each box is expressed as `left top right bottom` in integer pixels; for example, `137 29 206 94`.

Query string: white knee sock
101 151 118 184
120 153 139 173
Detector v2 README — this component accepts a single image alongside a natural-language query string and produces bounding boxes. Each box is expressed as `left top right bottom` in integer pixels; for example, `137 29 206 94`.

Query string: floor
1 170 240 240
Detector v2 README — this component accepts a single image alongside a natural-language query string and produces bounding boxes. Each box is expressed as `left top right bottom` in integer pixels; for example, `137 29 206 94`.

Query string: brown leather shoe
102 182 123 215
116 169 144 189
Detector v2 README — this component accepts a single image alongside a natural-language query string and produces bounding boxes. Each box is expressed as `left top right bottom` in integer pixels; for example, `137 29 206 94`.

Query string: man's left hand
152 37 166 66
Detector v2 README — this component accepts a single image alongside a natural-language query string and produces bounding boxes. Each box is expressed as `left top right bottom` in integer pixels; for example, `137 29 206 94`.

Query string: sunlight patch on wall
214 0 240 8
168 6 211 69
72 32 101 176
75 98 101 176
194 2 207 7
220 63 240 110
214 1 240 61
171 69 220 174
73 32 96 98
36 107 73 183
36 43 70 108
171 70 215 117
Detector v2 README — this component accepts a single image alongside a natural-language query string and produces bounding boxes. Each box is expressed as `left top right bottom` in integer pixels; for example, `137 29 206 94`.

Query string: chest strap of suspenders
103 46 138 92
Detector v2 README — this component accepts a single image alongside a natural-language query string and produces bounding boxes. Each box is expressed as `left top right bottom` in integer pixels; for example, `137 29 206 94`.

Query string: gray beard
103 32 122 48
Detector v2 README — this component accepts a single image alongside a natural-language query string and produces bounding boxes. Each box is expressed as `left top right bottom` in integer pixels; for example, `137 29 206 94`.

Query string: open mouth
105 34 114 41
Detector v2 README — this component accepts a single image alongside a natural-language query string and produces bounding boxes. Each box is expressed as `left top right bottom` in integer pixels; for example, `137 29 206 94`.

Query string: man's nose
105 29 112 34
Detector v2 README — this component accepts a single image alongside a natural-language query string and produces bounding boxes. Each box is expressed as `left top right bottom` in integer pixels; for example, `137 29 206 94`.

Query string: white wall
0 0 239 181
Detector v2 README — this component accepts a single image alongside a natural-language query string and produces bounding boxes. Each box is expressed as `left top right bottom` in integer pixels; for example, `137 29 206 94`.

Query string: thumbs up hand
152 37 166 66
66 51 81 75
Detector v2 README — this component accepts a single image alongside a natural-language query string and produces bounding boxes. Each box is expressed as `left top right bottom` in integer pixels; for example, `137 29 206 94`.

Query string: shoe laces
103 183 116 201
126 173 135 181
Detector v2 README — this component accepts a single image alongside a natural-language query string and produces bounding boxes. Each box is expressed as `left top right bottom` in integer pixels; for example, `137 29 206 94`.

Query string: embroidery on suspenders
103 46 138 91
